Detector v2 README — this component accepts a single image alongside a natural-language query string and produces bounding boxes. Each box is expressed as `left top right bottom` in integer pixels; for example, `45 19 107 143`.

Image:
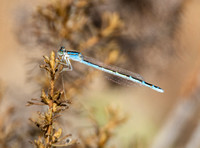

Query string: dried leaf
43 55 50 64
52 103 57 112
41 89 50 104
50 51 55 70
52 128 62 142
52 90 61 101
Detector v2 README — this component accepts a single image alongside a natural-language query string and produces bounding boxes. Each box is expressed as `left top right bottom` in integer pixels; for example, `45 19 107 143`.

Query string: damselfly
57 46 164 93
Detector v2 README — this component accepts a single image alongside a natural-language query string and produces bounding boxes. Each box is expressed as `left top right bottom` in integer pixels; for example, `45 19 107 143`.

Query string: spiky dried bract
28 52 77 148
52 128 62 142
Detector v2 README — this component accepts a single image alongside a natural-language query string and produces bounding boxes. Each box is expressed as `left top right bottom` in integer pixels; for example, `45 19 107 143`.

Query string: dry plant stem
46 54 56 146
46 78 53 145
28 51 76 147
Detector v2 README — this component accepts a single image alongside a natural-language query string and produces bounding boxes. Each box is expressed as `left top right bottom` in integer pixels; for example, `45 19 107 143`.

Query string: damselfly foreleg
59 58 73 72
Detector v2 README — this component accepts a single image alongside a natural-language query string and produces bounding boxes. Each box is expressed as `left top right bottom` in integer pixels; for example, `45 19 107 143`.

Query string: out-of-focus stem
185 120 200 148
151 88 200 148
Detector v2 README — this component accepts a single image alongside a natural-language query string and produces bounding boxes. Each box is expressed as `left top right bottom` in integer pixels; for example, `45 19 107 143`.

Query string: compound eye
60 46 66 52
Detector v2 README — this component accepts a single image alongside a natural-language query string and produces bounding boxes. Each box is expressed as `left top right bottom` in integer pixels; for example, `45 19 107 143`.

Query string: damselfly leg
59 57 73 72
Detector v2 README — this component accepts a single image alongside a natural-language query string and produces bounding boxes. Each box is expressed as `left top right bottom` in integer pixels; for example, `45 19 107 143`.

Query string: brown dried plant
77 105 127 148
27 52 77 148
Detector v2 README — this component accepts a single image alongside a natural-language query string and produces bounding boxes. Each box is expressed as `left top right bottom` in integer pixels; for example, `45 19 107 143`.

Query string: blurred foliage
77 105 127 148
23 0 125 100
0 106 19 148
0 81 23 148
32 0 123 52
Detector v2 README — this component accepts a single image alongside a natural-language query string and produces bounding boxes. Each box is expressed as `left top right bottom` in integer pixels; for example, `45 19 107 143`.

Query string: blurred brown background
1 0 200 147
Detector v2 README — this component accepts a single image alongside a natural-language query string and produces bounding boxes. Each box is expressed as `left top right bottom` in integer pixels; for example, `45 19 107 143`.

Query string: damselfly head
57 46 67 56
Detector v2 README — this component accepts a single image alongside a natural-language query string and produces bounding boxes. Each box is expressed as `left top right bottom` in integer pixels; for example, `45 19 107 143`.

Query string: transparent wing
82 55 145 86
